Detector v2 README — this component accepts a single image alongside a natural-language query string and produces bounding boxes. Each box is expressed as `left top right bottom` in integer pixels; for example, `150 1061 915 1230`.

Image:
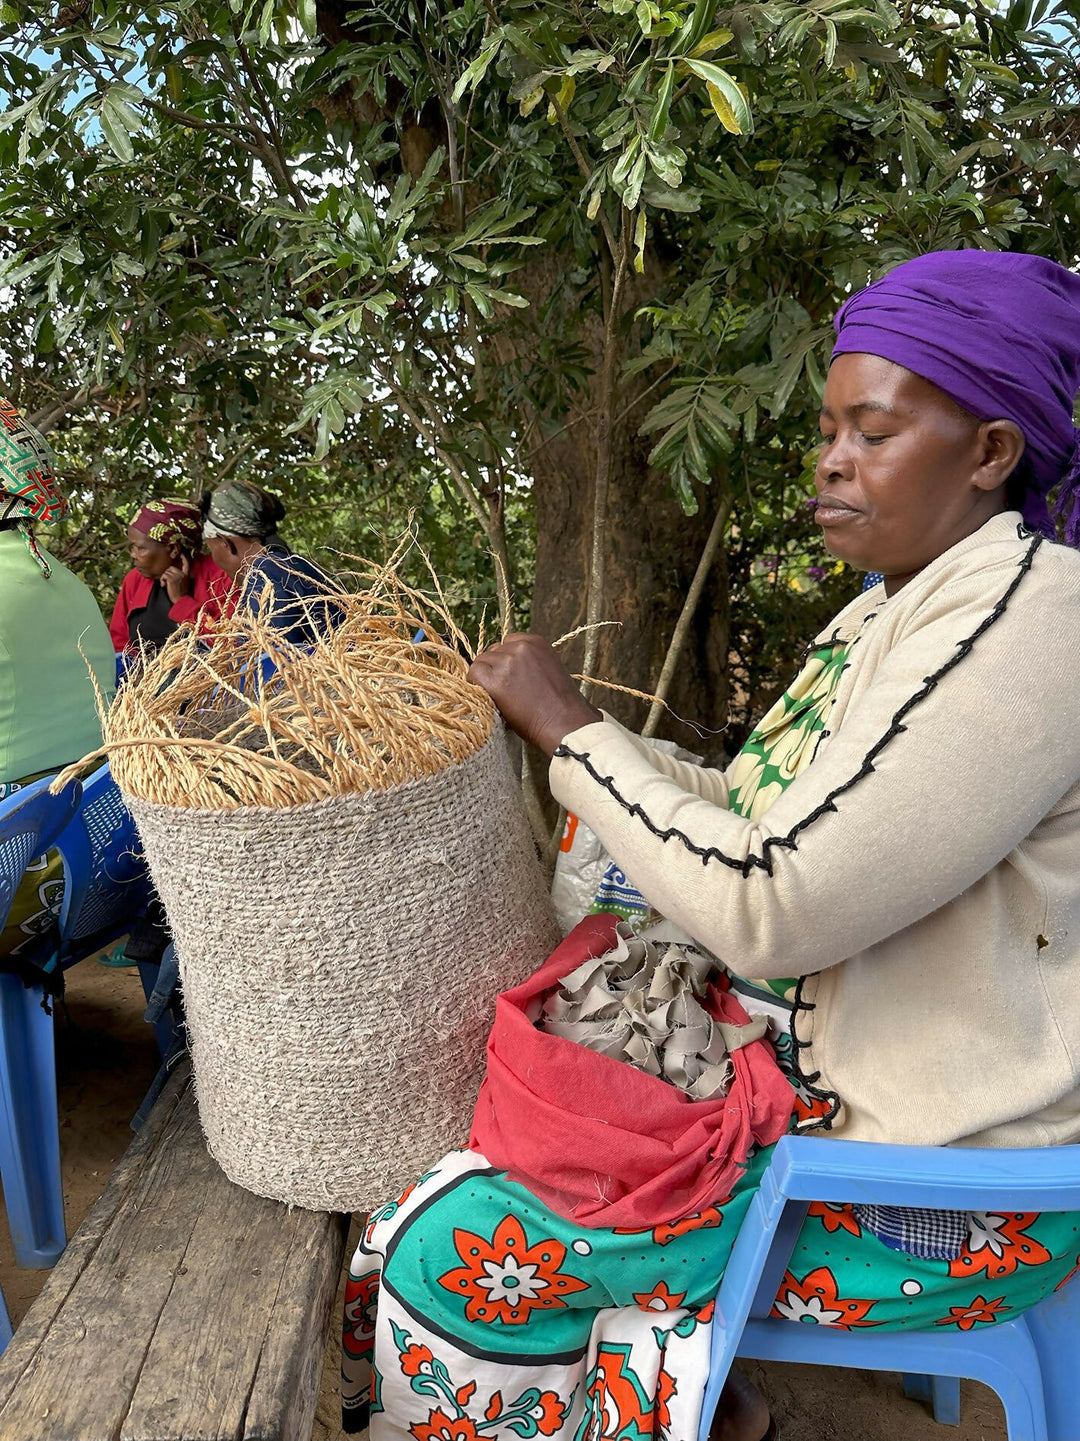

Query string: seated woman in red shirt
110 499 232 652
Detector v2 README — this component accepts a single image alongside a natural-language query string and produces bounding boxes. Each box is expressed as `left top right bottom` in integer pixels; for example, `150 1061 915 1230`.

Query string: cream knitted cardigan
549 513 1080 1148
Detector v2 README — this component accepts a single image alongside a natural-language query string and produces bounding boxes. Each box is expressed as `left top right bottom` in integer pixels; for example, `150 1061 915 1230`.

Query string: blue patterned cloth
855 1204 969 1260
590 859 652 929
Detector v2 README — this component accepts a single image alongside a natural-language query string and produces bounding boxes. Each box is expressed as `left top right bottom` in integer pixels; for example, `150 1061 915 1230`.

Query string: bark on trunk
530 426 730 757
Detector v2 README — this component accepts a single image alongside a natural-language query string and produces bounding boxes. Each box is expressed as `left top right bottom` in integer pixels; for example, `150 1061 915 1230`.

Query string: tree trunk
529 413 730 757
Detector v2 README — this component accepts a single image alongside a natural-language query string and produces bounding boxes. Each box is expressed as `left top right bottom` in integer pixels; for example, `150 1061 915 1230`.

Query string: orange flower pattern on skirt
948 1213 1052 1281
771 1265 880 1328
807 1202 863 1238
934 1294 1011 1330
632 1281 687 1313
438 1213 590 1324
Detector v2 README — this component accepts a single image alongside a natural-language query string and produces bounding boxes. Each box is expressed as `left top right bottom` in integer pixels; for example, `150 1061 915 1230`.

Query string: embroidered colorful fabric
0 397 67 576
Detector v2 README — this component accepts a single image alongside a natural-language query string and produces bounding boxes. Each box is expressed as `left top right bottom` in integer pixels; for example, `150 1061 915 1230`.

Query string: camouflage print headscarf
202 479 286 541
0 397 68 577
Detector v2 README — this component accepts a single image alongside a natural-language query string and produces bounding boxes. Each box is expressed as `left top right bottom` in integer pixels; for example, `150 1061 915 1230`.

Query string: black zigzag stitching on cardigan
788 976 842 1129
553 532 1042 879
553 531 1043 1130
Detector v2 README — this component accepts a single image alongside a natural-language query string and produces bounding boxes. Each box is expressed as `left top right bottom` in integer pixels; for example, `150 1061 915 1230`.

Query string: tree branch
143 97 265 149
386 379 516 633
579 211 632 698
28 384 112 433
641 490 731 738
551 96 618 262
230 30 310 212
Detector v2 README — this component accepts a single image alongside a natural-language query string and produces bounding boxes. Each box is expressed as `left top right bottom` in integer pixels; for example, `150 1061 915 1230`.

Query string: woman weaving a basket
343 250 1080 1441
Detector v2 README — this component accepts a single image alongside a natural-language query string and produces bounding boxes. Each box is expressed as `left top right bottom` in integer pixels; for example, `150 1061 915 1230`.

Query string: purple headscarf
832 250 1080 544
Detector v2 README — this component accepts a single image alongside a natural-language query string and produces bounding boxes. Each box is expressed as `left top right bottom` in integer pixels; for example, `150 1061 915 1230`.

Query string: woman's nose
816 437 854 483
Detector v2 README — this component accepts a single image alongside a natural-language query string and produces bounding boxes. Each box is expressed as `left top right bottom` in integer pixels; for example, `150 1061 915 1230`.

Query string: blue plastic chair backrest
0 778 83 934
56 763 150 946
768 1133 1080 1211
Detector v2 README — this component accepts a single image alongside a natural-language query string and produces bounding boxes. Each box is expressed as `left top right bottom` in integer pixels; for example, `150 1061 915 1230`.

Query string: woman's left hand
468 634 602 756
162 552 193 602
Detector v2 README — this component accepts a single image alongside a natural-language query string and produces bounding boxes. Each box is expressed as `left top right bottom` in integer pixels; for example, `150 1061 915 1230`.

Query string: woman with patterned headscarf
109 498 232 652
201 479 344 647
0 398 115 963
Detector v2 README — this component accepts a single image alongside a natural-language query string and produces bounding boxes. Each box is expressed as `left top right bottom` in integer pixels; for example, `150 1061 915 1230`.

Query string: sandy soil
4 960 1010 1441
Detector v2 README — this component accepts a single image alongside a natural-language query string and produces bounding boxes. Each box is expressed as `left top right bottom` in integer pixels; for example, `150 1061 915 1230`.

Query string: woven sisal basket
62 555 561 1212
127 719 557 1211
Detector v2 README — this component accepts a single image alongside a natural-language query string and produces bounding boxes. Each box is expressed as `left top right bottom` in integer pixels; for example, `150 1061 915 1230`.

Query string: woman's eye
860 433 889 445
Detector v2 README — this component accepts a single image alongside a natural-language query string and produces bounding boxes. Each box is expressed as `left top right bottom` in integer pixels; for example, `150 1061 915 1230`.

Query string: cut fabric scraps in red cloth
470 913 793 1230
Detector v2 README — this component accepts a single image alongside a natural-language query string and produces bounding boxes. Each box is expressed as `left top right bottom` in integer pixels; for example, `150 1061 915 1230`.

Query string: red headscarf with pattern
130 499 203 555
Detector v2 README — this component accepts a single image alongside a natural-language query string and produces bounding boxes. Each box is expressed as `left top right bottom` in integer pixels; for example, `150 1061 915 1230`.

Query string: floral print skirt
342 1146 1080 1440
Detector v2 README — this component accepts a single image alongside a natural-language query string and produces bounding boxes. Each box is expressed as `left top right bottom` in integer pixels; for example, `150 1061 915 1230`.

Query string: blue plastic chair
54 761 152 970
0 777 82 1280
699 1135 1080 1441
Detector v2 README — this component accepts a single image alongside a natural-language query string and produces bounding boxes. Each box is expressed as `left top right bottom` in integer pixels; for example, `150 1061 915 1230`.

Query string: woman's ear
973 419 1025 494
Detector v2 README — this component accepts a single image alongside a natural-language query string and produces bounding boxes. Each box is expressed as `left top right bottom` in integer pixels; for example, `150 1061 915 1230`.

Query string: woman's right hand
162 552 193 603
468 634 602 756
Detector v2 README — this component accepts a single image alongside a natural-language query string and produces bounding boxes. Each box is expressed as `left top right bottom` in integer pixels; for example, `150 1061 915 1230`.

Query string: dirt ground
3 960 1011 1441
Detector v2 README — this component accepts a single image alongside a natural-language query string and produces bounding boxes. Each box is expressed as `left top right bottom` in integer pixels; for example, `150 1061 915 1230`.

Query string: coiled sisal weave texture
127 722 558 1212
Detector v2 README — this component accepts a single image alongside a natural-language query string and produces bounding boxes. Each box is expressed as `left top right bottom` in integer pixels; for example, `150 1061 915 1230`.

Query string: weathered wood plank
0 1060 191 1419
0 1064 349 1441
122 1183 345 1440
242 1211 348 1441
0 1080 220 1441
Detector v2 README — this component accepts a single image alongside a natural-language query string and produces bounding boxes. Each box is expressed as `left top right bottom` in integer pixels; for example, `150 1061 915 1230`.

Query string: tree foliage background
1 0 1078 805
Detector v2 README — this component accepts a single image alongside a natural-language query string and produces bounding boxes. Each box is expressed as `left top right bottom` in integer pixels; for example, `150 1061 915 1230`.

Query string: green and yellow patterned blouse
723 638 848 1025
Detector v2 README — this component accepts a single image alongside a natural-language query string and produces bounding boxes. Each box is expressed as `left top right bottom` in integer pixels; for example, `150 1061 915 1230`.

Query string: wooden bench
0 1061 349 1441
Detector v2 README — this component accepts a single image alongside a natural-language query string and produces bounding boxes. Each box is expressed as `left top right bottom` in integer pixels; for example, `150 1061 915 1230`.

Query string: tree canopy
1 0 1078 782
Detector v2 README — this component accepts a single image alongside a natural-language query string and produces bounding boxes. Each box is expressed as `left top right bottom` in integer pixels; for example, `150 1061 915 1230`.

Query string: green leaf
688 29 734 58
484 287 530 308
627 151 648 208
640 175 701 211
451 37 501 105
100 93 136 162
648 62 675 143
612 136 641 187
685 59 752 135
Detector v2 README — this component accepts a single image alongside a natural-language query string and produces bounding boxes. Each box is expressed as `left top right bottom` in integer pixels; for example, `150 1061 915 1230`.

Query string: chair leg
903 1372 933 1405
136 958 180 1059
699 1174 807 1441
0 975 66 1267
741 1318 1046 1441
1024 1277 1080 1441
902 1373 961 1425
0 1286 12 1353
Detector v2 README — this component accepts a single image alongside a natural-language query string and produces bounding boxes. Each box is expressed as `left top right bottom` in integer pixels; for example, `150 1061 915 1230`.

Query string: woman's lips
814 497 860 524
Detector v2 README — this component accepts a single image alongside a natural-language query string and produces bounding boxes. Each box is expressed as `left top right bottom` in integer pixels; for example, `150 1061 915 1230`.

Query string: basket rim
121 715 505 821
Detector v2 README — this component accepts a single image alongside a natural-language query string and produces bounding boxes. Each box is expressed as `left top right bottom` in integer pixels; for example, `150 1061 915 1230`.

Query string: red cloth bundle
470 914 794 1229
